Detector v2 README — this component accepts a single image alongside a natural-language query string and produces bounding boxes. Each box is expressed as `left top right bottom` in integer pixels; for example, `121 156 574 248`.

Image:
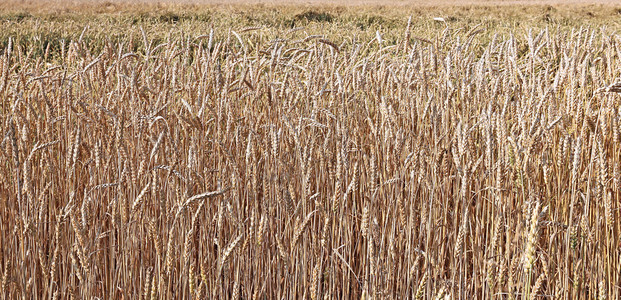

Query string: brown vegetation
0 7 620 299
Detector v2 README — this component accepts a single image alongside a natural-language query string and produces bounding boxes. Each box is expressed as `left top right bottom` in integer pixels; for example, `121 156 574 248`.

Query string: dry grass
0 4 621 299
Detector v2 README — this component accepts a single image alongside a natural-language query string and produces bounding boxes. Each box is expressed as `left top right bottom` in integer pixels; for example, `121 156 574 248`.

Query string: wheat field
0 4 620 299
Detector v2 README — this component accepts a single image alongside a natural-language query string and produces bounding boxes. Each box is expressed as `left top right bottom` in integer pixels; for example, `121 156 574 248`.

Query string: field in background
1 2 621 299
3 0 621 6
1 2 621 59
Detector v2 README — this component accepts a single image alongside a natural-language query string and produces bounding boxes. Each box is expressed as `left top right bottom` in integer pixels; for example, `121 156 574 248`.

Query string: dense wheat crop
0 6 621 299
